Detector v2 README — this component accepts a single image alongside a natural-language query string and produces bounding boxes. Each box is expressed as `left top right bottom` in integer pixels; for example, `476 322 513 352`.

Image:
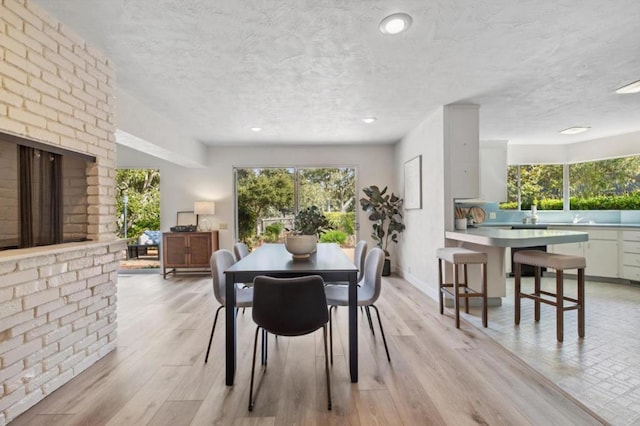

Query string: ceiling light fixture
362 117 377 124
615 79 640 94
559 126 590 135
250 127 262 132
379 13 413 35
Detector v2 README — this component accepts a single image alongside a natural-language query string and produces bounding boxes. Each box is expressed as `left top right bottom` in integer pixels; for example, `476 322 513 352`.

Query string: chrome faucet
572 214 586 224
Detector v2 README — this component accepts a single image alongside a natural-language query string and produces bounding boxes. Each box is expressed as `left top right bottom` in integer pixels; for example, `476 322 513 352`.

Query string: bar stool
513 250 586 342
436 247 488 328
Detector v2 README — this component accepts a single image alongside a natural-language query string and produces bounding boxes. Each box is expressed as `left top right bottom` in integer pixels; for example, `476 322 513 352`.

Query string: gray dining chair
204 249 253 363
325 247 390 363
233 242 250 261
248 275 331 411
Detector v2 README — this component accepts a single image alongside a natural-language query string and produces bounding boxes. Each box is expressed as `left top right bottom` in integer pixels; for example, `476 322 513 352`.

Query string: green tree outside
116 169 160 240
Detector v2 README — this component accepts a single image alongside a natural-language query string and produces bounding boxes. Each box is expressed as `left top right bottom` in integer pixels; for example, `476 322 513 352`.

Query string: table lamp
194 201 215 231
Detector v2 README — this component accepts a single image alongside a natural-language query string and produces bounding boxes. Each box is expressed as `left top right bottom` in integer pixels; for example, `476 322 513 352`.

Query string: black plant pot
382 258 391 276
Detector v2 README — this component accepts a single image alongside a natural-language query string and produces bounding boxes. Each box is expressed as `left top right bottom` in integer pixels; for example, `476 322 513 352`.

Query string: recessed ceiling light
250 127 262 132
559 126 590 135
362 117 377 124
379 13 413 35
615 79 640 94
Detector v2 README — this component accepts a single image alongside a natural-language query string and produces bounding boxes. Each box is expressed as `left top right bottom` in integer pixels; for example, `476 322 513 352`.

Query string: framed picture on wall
404 155 422 210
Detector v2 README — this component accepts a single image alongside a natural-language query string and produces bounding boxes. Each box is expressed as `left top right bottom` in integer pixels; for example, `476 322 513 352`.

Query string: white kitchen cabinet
549 228 618 279
445 105 479 199
621 230 640 282
480 141 507 202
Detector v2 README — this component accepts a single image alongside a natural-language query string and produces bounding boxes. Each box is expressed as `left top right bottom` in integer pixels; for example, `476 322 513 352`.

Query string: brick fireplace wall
0 1 123 423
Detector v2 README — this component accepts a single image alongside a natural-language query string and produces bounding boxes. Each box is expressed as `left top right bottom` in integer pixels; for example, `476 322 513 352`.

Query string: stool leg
534 265 541 322
578 268 585 338
463 264 470 314
481 263 488 327
556 270 564 342
514 262 521 325
438 259 444 315
453 263 460 329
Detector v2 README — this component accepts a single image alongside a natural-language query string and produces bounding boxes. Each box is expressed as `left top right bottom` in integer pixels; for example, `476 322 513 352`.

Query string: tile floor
460 276 640 426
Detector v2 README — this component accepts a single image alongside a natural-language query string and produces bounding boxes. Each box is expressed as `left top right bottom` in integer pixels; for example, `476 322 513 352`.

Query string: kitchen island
445 228 589 304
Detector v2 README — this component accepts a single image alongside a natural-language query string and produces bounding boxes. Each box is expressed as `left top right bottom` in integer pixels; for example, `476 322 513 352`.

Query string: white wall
117 143 396 254
394 108 446 299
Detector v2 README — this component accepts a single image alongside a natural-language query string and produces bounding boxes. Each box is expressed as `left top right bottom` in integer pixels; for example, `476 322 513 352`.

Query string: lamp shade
194 201 215 215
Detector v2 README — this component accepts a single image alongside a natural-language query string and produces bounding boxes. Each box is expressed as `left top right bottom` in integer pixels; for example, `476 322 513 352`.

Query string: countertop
446 227 589 247
479 222 640 229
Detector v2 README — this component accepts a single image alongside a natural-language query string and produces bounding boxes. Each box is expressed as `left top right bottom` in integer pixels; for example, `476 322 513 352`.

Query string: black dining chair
248 275 331 411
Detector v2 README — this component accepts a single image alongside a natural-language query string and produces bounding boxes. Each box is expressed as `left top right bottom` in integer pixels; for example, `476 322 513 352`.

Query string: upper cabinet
444 104 479 199
480 141 508 202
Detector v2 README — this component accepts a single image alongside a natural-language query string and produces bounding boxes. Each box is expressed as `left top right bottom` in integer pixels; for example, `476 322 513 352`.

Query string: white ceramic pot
455 218 467 230
284 234 317 260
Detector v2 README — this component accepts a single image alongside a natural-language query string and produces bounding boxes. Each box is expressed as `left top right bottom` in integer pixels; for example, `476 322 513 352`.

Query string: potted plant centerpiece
284 206 332 260
360 185 406 275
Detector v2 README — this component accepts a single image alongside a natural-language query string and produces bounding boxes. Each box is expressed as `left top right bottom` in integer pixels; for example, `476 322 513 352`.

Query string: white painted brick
86 104 107 122
85 298 108 315
0 335 23 356
5 0 43 30
41 367 73 396
58 347 87 375
87 273 109 288
24 23 57 51
14 280 47 298
0 310 35 335
17 256 54 272
8 106 47 127
38 262 68 278
0 386 25 413
101 261 118 273
46 271 77 287
1 337 42 367
42 346 73 371
0 360 23 383
47 120 75 138
4 388 44 422
58 327 86 351
0 59 28 84
47 302 78 322
92 282 115 297
58 45 85 70
10 314 46 337
4 363 42 394
87 317 108 335
71 87 97 107
59 280 87 297
59 67 83 90
59 308 87 327
87 246 109 257
25 100 57 120
7 25 41 53
4 77 40 101
0 288 13 304
0 263 17 275
41 70 72 93
73 46 97 70
0 268 38 288
26 50 58 75
0 90 24 108
23 341 56 368
8 51 42 78
26 126 61 145
97 322 116 339
77 265 101 280
0 299 23 321
72 351 100 376
34 298 65 317
70 313 94 332
87 336 107 355
106 329 117 343
56 250 86 262
25 365 58 393
58 92 85 110
99 339 117 356
58 112 85 131
41 94 73 115
0 4 22 29
23 287 59 310
87 144 107 159
66 288 91 303
73 333 96 353
68 257 93 271
44 48 74 74
84 84 106 102
24 320 57 342
0 33 27 57
0 116 26 134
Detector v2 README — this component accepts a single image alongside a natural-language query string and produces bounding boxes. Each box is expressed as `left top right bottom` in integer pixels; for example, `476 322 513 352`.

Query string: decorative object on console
194 201 216 231
284 205 332 260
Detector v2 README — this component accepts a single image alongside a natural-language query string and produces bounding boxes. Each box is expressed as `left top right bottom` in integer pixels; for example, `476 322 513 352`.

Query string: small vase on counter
531 205 539 225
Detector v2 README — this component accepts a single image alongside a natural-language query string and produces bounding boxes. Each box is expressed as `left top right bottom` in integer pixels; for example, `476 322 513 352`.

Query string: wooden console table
162 231 219 278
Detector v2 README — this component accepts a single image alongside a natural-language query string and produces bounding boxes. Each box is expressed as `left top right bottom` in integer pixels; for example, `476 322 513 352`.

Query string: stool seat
437 247 488 329
514 250 586 270
436 247 488 265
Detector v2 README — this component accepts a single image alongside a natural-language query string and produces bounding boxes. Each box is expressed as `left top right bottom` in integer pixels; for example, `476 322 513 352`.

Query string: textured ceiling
35 0 640 146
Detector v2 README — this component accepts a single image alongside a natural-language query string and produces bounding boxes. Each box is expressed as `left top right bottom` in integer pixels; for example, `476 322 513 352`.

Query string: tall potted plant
360 185 405 275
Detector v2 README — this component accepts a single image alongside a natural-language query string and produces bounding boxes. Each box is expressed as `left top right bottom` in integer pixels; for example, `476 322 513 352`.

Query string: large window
503 155 640 210
235 167 356 248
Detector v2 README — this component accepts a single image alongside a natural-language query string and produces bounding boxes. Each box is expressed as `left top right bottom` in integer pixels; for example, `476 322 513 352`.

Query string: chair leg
364 305 375 335
323 325 332 410
370 304 391 362
329 305 335 365
248 326 261 411
514 262 521 325
463 264 470 314
204 306 223 363
578 268 585 338
534 265 541 322
556 270 564 342
438 259 444 315
261 329 268 366
453 263 460 328
481 262 488 328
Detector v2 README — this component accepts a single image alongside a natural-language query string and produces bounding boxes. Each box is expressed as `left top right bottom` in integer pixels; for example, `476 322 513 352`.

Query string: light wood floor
11 273 607 425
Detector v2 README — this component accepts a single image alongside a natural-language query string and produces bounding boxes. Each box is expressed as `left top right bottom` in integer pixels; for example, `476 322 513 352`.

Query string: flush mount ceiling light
362 117 377 124
250 127 262 132
379 13 413 35
559 126 591 135
615 79 640 94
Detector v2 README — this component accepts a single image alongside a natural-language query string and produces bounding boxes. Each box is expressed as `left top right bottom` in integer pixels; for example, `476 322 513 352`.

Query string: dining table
224 243 359 385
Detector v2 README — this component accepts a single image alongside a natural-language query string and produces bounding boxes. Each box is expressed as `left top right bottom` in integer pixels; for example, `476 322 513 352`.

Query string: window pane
569 156 640 210
505 165 563 210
